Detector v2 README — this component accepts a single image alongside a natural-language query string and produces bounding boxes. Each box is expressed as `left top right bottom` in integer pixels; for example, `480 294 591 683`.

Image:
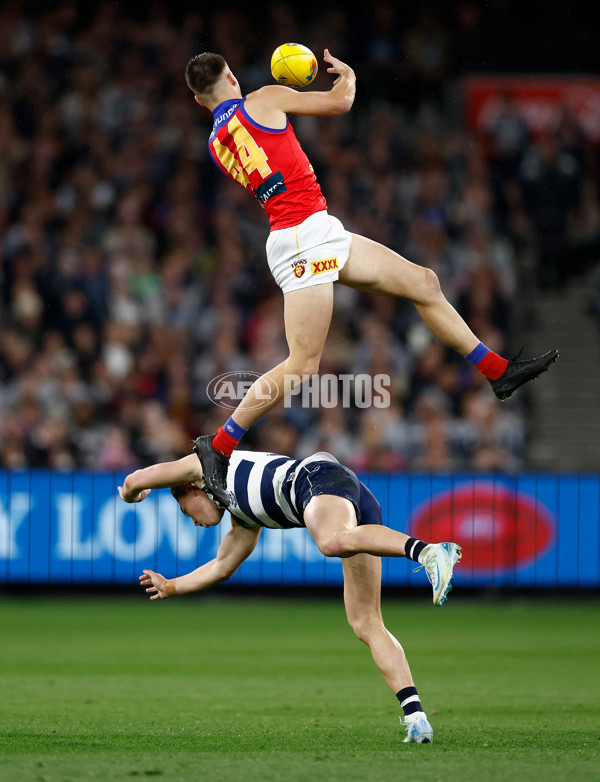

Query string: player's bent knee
348 615 383 645
286 355 321 379
300 358 321 377
316 535 349 559
316 539 341 558
419 267 442 302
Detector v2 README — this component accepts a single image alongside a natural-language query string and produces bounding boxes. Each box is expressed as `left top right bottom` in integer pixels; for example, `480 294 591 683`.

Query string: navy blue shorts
291 461 383 526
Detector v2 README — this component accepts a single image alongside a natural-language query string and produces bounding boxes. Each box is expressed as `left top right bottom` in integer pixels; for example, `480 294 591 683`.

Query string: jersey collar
212 98 242 127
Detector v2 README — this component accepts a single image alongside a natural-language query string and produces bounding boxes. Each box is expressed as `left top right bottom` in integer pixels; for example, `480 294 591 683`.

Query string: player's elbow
216 555 247 582
217 563 237 582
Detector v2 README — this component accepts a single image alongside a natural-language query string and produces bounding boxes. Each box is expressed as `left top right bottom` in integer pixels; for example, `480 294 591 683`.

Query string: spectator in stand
519 133 583 288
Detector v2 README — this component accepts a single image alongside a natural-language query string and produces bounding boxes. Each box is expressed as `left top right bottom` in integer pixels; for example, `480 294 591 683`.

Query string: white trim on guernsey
226 451 339 529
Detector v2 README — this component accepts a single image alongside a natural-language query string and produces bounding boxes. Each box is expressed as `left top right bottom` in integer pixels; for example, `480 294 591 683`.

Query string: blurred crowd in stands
1 0 599 473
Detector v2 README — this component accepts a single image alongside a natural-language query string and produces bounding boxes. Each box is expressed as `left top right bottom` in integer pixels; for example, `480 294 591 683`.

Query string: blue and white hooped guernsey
225 450 339 529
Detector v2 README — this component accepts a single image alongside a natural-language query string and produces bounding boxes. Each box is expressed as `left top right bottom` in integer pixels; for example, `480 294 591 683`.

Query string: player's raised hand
323 49 354 85
139 569 169 600
118 485 151 503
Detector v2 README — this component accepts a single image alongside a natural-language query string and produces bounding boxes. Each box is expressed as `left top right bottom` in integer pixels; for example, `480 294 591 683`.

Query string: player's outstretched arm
246 49 355 120
139 520 261 599
119 454 202 503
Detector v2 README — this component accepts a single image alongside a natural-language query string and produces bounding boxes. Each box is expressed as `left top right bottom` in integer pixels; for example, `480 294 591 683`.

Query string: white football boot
414 542 462 605
401 712 434 744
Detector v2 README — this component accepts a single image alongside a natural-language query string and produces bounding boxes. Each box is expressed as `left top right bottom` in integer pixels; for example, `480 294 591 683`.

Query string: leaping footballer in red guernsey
184 48 558 508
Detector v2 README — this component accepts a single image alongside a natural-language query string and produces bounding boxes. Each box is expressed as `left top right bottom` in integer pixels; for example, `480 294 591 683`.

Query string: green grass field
0 593 598 782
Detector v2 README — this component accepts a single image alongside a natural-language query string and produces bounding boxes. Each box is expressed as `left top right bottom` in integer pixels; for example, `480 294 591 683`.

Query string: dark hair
185 52 227 97
170 484 190 501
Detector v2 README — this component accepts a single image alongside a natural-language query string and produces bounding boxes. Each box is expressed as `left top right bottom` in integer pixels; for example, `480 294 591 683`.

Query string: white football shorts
266 210 352 294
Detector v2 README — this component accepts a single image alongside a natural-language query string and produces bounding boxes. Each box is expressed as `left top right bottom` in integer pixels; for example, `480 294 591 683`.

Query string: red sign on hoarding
464 76 600 143
411 483 554 572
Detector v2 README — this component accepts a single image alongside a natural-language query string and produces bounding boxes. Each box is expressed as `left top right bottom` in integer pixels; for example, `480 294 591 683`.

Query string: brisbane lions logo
291 259 307 278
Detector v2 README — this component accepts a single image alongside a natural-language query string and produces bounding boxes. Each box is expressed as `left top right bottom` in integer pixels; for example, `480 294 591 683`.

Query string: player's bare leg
341 552 415 693
340 234 479 354
232 283 335 428
304 494 461 606
307 498 436 741
342 552 433 741
304 494 411 559
195 284 334 506
339 234 558 398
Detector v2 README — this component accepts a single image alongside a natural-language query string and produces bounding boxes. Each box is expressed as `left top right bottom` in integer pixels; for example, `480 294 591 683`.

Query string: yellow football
271 43 318 89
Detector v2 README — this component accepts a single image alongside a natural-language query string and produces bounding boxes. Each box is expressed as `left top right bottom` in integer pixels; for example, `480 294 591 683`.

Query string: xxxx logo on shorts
291 259 307 278
311 258 339 275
